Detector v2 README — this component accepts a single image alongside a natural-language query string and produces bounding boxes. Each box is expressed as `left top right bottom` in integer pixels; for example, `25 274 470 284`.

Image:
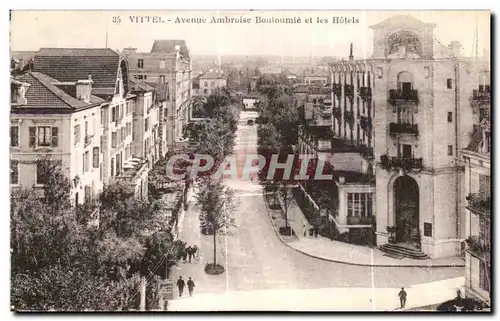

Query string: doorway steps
379 244 429 260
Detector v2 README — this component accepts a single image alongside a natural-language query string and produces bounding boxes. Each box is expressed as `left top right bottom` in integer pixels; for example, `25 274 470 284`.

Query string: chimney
349 43 354 61
448 41 461 57
76 75 93 103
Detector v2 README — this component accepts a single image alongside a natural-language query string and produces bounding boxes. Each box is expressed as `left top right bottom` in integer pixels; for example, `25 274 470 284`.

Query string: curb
262 189 465 269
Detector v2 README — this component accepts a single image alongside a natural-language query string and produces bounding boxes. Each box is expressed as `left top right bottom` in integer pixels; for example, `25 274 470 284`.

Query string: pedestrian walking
177 276 185 297
398 287 407 308
192 245 199 262
186 246 193 263
182 249 188 262
187 277 195 297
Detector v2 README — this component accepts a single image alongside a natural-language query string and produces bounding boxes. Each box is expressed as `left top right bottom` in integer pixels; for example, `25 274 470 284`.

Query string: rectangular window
110 157 115 177
116 154 121 176
447 145 453 156
145 118 149 132
111 132 117 148
74 124 81 144
111 107 116 122
36 161 48 185
11 160 18 184
137 59 144 69
447 78 452 89
84 186 91 203
159 60 166 69
159 75 165 84
479 174 490 196
92 147 99 168
29 126 59 147
447 112 453 123
402 144 412 158
29 127 36 147
84 151 90 172
204 82 208 88
37 126 51 146
11 126 19 147
101 109 106 125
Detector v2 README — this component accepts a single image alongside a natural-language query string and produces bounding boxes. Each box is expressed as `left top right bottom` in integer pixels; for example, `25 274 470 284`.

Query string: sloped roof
13 71 104 110
130 79 155 92
199 71 224 79
151 40 189 57
33 48 124 89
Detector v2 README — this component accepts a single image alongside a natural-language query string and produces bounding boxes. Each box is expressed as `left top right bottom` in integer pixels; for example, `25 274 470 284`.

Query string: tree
195 177 237 270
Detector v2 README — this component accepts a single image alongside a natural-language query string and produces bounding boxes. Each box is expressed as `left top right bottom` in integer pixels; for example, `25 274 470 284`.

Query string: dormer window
11 82 28 105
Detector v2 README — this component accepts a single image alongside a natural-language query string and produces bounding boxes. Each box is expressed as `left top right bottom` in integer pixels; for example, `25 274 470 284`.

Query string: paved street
169 111 464 311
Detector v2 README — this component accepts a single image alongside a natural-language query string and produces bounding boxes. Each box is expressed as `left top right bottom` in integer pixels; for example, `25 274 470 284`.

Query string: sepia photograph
8 9 491 312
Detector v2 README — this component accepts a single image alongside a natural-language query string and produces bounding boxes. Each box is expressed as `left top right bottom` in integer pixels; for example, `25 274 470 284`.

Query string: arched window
397 71 413 93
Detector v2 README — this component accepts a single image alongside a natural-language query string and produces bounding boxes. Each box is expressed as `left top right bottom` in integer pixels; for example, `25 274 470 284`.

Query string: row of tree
255 79 335 235
11 160 186 311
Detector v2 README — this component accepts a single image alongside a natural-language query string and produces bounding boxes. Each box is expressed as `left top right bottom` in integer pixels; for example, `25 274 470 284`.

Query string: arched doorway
394 175 420 245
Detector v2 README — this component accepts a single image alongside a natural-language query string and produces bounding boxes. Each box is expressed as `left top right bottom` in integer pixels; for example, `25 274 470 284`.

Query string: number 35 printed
112 16 121 24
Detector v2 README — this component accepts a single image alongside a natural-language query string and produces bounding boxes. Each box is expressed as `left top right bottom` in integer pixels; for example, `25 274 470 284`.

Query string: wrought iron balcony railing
84 135 94 147
347 215 373 225
389 122 418 136
358 87 372 101
471 88 491 108
344 85 354 99
333 83 342 97
466 235 491 260
344 110 355 126
360 144 374 160
333 107 342 120
380 154 423 171
466 193 491 217
360 116 372 131
388 89 419 105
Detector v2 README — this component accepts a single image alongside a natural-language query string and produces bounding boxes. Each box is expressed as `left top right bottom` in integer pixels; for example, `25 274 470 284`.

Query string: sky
10 10 490 58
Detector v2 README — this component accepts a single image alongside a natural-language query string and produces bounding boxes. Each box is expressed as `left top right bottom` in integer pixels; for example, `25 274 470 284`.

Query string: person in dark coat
398 287 407 308
187 277 195 297
186 246 193 263
177 276 185 297
182 249 188 262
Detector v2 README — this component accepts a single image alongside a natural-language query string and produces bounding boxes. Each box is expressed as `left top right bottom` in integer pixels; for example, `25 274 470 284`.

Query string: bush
204 263 225 275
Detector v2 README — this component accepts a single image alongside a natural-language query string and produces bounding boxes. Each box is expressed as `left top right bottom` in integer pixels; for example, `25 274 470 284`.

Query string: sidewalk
170 186 230 299
265 191 465 268
169 276 465 311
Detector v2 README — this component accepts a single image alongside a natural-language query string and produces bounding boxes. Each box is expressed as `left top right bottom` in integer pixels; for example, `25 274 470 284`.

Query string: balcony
466 235 490 260
332 83 342 97
360 144 374 160
466 193 491 217
347 216 373 226
388 89 419 106
471 87 491 109
380 154 423 172
358 87 372 101
344 85 354 101
360 116 372 132
389 122 418 136
344 110 355 126
331 138 362 153
333 107 342 120
84 135 94 147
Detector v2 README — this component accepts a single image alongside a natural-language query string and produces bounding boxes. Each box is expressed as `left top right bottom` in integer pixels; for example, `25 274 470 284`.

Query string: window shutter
29 127 36 147
51 127 59 147
93 147 99 168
